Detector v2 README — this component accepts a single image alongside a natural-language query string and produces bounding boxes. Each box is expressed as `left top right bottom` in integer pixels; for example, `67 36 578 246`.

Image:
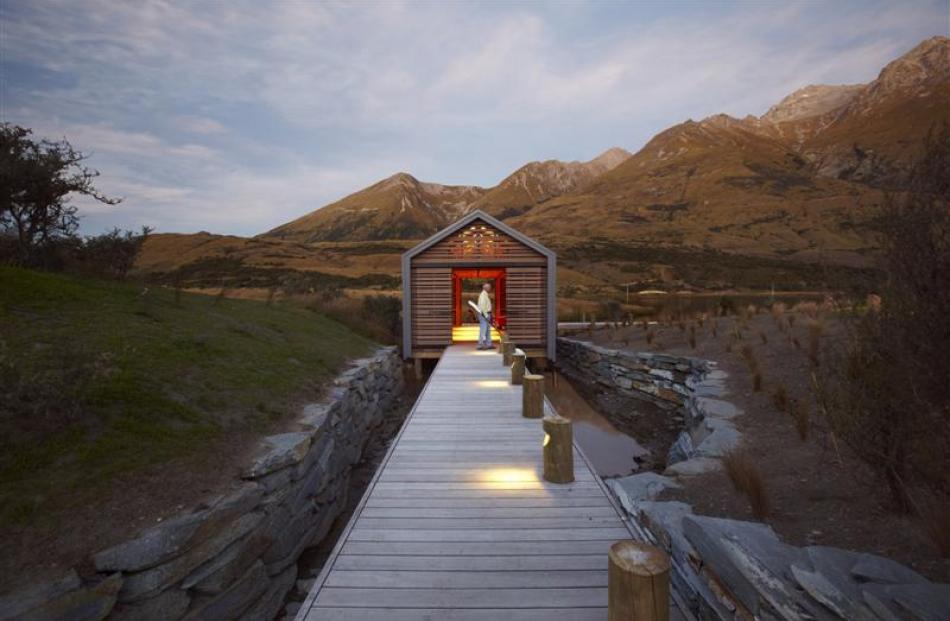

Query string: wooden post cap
522 374 544 419
542 415 574 483
502 340 515 366
608 540 671 621
511 351 526 385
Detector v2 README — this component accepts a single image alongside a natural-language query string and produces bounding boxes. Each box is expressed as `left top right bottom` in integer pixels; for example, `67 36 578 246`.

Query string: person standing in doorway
477 282 494 349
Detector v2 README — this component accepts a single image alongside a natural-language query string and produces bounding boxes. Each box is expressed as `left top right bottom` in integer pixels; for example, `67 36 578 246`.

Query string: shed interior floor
451 324 501 343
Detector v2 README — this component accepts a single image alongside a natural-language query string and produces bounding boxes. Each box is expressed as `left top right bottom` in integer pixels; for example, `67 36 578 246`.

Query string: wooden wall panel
414 220 546 266
411 267 452 347
505 267 546 347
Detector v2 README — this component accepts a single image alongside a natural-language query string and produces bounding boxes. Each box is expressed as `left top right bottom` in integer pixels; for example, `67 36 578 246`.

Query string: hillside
506 114 883 264
470 147 632 219
264 173 487 242
260 148 631 243
137 37 948 292
797 36 950 185
0 266 373 584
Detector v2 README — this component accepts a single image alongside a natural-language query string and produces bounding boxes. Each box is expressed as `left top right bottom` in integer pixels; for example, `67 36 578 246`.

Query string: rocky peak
845 36 950 115
877 36 950 90
586 147 632 173
376 172 420 190
761 84 865 124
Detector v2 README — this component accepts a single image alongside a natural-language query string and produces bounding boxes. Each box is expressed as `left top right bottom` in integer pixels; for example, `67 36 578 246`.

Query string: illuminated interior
451 325 501 342
452 266 506 342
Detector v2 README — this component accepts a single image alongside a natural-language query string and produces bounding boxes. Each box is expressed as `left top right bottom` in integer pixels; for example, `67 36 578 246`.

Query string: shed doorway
451 268 505 343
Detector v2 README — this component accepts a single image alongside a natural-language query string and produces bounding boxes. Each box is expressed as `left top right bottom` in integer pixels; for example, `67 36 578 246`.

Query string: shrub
360 294 402 342
797 301 819 319
814 125 950 511
75 227 152 279
722 449 771 518
598 299 623 322
771 302 786 324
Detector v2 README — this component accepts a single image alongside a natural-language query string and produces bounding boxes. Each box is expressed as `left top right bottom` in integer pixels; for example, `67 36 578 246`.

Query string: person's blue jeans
478 314 491 347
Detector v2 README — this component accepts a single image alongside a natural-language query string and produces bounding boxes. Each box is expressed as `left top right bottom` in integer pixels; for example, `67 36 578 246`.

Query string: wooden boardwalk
298 345 688 620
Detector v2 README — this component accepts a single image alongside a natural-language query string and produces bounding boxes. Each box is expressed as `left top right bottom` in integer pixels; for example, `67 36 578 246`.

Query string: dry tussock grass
772 384 788 412
723 449 771 518
807 319 824 367
790 398 810 441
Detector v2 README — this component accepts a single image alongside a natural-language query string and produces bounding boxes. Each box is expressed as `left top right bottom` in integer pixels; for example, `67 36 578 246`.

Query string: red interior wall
452 268 506 328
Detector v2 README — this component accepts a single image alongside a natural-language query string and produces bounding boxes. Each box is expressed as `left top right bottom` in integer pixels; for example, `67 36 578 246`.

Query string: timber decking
297 345 688 621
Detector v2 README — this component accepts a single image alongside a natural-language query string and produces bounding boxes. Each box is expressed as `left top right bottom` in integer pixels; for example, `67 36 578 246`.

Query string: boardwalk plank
313 587 609 608
306 608 609 620
324 569 608 588
296 345 685 621
331 554 607 571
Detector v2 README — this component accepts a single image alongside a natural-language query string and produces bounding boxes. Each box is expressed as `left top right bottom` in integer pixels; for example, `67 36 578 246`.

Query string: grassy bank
0 266 374 529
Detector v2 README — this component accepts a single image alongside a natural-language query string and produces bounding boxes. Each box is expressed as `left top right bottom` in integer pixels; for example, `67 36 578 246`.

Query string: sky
1 0 948 236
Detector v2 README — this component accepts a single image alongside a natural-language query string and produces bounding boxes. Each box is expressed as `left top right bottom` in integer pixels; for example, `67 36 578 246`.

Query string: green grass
0 266 374 527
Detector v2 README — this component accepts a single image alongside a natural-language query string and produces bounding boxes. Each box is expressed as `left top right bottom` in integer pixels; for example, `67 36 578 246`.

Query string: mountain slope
142 36 947 291
262 148 630 242
263 173 487 242
799 36 950 185
471 147 632 219
505 115 883 264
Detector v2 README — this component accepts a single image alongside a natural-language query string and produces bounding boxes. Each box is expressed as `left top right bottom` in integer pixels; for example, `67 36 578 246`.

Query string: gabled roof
403 210 556 261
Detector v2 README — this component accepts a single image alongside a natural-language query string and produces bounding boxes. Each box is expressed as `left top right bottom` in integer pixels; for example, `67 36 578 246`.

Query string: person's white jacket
477 290 492 315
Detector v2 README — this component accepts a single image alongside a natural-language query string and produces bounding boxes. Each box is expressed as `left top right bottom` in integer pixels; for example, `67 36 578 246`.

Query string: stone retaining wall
556 337 709 410
556 337 742 475
557 338 949 620
1 347 405 621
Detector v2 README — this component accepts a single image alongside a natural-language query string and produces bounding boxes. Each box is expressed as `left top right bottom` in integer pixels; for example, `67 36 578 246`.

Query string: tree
816 125 950 512
0 123 120 265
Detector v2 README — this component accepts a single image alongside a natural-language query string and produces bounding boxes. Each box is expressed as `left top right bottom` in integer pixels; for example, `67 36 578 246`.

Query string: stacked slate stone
610 475 950 621
557 337 741 477
0 347 405 621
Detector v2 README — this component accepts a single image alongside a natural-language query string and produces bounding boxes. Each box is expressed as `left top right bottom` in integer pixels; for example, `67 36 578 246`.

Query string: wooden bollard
502 340 515 366
608 540 671 621
542 415 574 483
511 350 526 385
522 374 544 419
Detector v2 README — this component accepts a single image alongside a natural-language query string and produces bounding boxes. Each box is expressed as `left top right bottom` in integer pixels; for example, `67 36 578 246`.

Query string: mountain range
139 36 950 291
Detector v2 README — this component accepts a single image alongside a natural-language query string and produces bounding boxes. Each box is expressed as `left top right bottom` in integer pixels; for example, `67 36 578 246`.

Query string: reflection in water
544 371 648 478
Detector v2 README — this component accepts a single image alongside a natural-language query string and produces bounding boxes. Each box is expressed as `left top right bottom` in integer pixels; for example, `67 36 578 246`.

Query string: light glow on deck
478 467 540 484
475 380 509 388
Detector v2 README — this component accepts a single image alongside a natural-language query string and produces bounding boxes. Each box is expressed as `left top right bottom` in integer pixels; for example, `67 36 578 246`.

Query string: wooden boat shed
401 210 556 363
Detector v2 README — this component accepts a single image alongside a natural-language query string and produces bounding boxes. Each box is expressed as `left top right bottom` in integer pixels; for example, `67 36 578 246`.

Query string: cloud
1 0 945 235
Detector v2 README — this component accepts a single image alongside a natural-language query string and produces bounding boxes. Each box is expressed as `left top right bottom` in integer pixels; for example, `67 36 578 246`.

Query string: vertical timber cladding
411 267 452 347
506 267 546 347
403 211 556 359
